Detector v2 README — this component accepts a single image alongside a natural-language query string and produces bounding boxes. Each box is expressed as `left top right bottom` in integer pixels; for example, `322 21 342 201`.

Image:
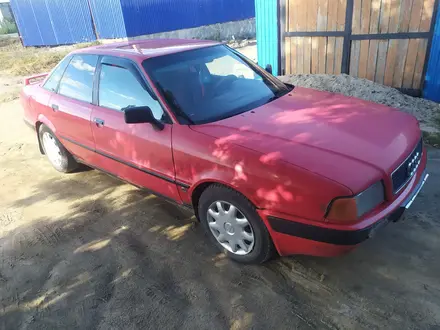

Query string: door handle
93 118 105 127
51 104 59 112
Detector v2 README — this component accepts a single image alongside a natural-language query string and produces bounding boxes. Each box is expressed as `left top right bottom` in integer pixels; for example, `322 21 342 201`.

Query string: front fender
173 125 351 222
187 168 261 208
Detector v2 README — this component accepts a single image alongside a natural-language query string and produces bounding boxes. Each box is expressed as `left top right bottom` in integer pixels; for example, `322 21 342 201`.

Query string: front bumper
387 171 429 222
261 168 429 257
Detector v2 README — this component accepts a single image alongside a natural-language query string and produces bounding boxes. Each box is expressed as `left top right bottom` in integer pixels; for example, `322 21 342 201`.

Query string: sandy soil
279 74 440 133
0 75 22 103
1 98 440 328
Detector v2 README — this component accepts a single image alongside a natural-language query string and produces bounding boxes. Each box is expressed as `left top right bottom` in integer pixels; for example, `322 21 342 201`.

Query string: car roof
73 38 221 61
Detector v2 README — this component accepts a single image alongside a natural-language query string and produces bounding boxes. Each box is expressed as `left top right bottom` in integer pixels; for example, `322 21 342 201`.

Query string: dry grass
0 38 100 77
0 37 101 105
0 38 67 76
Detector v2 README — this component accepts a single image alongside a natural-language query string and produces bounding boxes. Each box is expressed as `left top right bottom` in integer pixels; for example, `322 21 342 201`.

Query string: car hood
190 87 421 193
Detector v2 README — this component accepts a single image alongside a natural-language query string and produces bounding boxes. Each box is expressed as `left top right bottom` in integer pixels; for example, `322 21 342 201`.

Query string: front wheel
39 125 78 173
198 184 274 264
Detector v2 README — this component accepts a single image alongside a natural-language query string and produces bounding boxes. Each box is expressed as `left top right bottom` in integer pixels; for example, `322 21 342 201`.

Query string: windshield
143 45 292 124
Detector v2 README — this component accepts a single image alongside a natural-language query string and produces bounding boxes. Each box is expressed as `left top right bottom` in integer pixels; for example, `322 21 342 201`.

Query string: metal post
278 0 287 76
341 0 354 74
421 0 440 92
86 0 99 40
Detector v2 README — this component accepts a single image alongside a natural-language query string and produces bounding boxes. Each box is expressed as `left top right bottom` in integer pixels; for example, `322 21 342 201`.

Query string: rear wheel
39 125 78 173
198 184 274 264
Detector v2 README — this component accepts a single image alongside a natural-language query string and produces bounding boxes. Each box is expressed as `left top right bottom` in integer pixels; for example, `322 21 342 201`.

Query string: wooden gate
280 0 439 94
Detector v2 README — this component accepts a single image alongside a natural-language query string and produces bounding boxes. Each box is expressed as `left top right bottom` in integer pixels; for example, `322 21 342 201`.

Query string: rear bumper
260 167 429 257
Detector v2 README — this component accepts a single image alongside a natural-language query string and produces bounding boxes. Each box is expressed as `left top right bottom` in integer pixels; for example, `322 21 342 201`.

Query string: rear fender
36 114 56 133
36 114 57 154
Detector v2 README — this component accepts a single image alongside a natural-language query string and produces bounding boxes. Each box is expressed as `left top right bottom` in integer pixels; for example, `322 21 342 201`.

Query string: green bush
0 18 18 35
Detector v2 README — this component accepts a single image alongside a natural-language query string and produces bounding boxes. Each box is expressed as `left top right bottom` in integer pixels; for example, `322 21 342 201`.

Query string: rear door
25 56 72 126
90 56 181 201
51 54 99 162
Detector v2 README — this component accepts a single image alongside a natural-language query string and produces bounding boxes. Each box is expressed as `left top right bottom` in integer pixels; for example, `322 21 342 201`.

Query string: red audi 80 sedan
21 39 428 263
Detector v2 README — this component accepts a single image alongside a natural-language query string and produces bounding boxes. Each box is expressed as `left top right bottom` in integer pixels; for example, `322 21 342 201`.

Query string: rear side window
58 55 98 103
98 64 165 121
43 56 71 92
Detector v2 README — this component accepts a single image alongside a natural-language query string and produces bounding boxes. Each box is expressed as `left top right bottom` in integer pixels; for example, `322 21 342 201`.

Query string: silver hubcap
42 132 62 167
207 201 255 255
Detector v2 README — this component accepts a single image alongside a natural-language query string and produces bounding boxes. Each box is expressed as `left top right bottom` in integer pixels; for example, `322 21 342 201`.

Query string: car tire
39 125 78 173
198 184 274 264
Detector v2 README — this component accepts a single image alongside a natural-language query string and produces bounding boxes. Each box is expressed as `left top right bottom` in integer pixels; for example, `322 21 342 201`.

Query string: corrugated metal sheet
119 0 255 37
10 0 255 46
255 0 279 74
424 4 440 102
89 0 126 39
10 0 96 46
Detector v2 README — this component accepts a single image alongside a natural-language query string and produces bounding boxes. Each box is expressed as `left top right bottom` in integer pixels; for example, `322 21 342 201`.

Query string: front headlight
326 181 385 223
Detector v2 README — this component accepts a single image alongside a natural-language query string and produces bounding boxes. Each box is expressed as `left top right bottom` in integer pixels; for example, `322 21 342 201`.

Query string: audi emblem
407 152 420 177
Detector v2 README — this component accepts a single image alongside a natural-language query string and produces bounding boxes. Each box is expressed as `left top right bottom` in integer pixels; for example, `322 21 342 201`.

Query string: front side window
143 45 291 124
98 64 165 121
43 55 71 92
58 55 98 103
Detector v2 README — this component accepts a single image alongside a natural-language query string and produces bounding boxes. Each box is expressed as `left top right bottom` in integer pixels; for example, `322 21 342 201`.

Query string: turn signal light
326 181 385 223
326 197 359 223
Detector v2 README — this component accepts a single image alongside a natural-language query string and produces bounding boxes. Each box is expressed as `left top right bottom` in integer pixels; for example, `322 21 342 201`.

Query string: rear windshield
143 45 291 124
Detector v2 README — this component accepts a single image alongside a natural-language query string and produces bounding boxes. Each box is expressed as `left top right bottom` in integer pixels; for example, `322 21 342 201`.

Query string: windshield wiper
265 96 278 104
265 90 286 104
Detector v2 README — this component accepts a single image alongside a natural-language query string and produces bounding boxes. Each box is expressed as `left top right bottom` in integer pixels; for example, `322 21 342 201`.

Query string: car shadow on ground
1 150 440 329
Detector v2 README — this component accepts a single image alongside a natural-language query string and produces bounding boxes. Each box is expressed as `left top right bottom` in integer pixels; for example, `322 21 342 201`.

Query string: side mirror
124 106 164 130
265 64 273 74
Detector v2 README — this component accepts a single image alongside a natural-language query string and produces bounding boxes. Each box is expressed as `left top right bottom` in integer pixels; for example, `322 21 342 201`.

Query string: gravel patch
279 74 440 133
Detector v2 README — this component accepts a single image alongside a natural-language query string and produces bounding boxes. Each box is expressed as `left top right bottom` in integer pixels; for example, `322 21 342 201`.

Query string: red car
21 39 428 263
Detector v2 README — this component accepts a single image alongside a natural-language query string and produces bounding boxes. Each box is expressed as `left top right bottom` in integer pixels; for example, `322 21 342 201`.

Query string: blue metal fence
255 0 278 74
10 0 96 46
10 0 255 46
119 0 255 38
89 0 126 39
424 4 440 102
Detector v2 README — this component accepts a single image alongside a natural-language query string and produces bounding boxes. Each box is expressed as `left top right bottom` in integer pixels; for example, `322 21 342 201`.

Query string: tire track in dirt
87 260 117 330
0 209 22 226
33 225 65 248
261 262 335 329
94 230 195 329
213 258 332 329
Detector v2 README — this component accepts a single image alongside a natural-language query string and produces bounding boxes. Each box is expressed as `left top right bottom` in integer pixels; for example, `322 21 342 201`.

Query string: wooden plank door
283 0 346 75
348 0 436 91
281 0 438 93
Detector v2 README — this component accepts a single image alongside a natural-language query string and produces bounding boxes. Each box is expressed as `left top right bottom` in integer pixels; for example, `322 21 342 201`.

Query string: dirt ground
1 43 440 329
1 101 440 330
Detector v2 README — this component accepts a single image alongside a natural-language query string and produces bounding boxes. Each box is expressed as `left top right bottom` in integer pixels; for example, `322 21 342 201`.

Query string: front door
90 56 180 201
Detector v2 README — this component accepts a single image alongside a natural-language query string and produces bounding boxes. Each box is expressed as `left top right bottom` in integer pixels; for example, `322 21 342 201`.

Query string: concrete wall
101 18 256 43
